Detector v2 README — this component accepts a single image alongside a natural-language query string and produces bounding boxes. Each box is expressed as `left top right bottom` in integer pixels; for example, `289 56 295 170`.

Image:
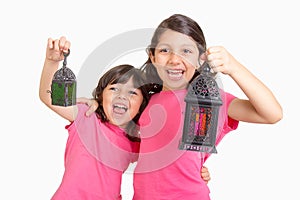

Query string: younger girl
39 36 149 199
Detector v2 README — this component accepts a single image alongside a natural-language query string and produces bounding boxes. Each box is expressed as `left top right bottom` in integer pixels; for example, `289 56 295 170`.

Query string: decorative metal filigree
53 67 76 81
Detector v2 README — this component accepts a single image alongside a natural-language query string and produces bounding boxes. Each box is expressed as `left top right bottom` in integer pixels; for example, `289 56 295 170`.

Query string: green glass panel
67 83 76 106
51 82 66 106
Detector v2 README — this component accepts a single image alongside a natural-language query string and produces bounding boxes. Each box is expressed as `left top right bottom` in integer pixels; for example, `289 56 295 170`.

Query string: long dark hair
93 64 150 142
140 14 207 94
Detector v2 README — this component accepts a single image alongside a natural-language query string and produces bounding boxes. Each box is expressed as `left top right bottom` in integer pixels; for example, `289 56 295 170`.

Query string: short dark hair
93 64 150 141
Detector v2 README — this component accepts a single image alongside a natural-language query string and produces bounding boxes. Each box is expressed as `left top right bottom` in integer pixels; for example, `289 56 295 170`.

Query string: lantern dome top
185 63 222 105
53 67 76 81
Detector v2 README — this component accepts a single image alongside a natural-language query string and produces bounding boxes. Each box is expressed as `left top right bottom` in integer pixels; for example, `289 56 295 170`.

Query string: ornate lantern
179 62 222 153
50 50 76 106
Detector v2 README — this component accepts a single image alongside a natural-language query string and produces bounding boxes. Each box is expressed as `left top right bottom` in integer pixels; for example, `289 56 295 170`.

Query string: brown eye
109 86 118 92
159 48 169 53
183 49 192 54
129 91 137 95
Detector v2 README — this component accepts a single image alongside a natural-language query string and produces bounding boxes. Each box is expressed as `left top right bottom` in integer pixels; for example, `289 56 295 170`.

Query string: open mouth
167 69 184 79
113 103 128 114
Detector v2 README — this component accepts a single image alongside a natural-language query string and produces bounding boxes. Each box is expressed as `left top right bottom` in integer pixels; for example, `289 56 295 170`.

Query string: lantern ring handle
62 49 70 67
63 49 70 57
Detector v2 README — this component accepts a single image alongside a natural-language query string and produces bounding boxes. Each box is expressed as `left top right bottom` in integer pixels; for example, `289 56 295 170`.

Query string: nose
117 90 128 100
168 51 181 65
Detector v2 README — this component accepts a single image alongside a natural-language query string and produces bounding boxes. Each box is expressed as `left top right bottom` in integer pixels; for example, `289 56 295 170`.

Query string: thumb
85 108 94 117
85 103 99 117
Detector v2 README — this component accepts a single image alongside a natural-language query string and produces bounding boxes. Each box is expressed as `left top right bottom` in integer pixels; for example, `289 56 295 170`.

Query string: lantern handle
62 49 70 68
201 61 211 73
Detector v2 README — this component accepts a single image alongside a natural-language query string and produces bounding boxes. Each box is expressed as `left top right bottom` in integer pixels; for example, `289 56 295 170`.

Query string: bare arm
39 36 78 121
204 46 282 124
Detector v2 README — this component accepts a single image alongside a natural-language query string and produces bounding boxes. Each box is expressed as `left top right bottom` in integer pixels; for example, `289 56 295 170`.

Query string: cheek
185 58 198 74
185 56 199 67
153 55 167 66
185 63 196 74
102 95 112 116
152 62 166 78
130 98 143 116
187 65 196 75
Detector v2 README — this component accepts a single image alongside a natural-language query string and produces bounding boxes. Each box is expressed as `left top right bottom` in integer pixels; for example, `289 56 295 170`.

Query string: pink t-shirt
51 104 139 200
133 89 238 200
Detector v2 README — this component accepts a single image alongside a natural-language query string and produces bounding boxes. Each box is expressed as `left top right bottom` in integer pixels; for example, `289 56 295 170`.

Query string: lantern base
51 100 76 107
179 142 217 153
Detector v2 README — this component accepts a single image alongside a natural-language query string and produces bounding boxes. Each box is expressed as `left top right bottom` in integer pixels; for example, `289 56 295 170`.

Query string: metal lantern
179 62 223 153
50 50 76 106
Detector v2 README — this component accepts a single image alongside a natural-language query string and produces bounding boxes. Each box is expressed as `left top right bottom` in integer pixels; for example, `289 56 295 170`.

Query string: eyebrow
157 43 197 50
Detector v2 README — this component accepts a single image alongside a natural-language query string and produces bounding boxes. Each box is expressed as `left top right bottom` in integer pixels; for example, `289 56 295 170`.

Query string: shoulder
67 103 99 132
220 90 237 108
74 103 98 122
76 103 89 114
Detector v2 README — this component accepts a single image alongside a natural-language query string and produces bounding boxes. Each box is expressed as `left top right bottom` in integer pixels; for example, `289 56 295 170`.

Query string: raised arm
39 36 78 121
204 46 283 124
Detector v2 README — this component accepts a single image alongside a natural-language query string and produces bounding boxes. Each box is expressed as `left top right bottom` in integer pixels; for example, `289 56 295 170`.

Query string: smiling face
150 29 200 91
102 77 144 129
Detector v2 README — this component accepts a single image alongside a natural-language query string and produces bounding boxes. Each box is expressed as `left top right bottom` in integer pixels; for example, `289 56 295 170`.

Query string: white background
0 0 299 199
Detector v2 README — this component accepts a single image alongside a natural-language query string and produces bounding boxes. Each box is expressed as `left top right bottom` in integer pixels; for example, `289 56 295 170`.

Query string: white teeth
167 69 184 79
113 104 128 112
167 69 183 74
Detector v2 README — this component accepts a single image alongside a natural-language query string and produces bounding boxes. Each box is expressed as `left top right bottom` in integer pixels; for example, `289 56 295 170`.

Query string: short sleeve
223 92 239 132
214 91 239 146
65 104 89 131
